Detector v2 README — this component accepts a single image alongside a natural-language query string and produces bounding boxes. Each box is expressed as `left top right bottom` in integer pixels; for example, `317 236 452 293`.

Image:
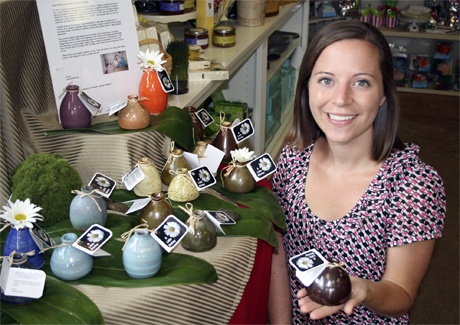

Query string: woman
269 20 445 324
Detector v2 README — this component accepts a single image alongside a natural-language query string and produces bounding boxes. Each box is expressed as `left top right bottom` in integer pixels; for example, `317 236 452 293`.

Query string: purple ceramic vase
59 85 91 129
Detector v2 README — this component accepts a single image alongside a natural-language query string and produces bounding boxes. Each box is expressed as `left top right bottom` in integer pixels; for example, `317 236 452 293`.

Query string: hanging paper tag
125 197 151 215
72 224 113 256
289 249 329 287
183 144 224 174
89 172 117 197
78 91 102 116
246 153 277 182
122 165 145 191
188 166 216 190
0 259 46 299
151 215 188 253
157 69 175 93
109 98 128 116
231 118 254 143
30 224 54 250
195 108 214 128
205 210 236 235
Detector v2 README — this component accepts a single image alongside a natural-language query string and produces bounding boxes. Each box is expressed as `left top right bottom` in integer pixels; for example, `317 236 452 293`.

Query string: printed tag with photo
195 108 214 128
231 118 254 143
205 210 236 235
30 224 54 250
89 173 117 197
189 166 216 190
289 249 329 287
158 69 175 93
121 165 145 191
152 215 188 253
79 91 102 116
247 153 277 182
72 224 113 256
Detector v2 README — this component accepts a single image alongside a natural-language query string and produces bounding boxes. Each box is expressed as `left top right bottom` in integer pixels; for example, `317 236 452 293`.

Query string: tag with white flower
72 224 113 256
151 215 188 253
246 153 277 182
89 173 117 197
188 166 216 190
289 249 328 287
205 210 236 235
231 118 254 143
195 108 214 128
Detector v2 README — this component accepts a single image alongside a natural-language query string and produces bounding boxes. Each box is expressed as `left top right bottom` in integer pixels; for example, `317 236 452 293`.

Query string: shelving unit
166 2 309 157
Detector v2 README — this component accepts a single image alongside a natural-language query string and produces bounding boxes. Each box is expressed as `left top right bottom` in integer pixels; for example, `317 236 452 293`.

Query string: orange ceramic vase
138 69 168 115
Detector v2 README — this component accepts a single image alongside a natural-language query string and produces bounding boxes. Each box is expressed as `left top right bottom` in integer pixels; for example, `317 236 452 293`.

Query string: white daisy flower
240 122 251 135
87 229 105 243
258 157 272 171
163 221 181 238
137 49 167 71
230 147 255 163
0 198 43 229
296 257 314 270
199 169 211 182
96 176 110 188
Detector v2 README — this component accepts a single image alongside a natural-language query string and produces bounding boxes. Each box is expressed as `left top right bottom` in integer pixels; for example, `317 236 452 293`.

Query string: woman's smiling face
308 39 386 147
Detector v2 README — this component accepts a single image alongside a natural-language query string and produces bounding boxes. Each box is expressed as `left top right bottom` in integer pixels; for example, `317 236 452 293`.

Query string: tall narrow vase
122 229 162 279
50 233 93 281
59 85 92 129
212 121 238 161
138 69 168 115
2 227 45 269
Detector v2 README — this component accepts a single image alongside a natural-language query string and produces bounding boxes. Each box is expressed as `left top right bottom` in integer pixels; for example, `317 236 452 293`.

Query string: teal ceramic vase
122 229 162 279
50 233 93 281
0 252 38 304
2 227 45 269
69 185 107 231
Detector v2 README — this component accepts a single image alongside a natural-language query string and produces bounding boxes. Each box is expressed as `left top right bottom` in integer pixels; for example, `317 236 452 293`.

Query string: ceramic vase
161 148 191 186
0 252 38 304
212 121 238 161
193 141 208 159
50 233 93 281
59 85 92 129
167 168 200 202
184 106 204 140
118 95 151 130
139 192 173 230
69 185 107 231
222 162 256 193
138 68 168 115
133 157 162 197
2 227 45 269
181 210 217 252
122 229 162 279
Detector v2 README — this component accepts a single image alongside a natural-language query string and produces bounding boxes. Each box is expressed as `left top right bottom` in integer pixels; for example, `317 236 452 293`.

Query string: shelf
265 98 294 158
397 87 459 96
379 27 460 41
142 11 197 24
267 37 300 81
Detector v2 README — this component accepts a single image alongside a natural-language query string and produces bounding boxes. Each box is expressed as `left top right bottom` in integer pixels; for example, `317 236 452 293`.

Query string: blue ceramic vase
0 252 38 304
69 185 107 231
2 227 45 269
50 233 93 281
122 229 162 279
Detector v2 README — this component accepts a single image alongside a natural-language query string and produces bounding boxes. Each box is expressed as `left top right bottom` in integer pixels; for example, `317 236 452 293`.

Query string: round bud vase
222 161 256 193
118 95 151 130
184 106 204 140
212 121 238 161
59 84 92 129
50 233 93 281
133 157 162 197
167 168 199 202
138 68 168 115
122 229 162 279
181 210 217 252
2 227 45 269
69 185 107 231
0 252 38 304
161 148 191 186
139 192 173 230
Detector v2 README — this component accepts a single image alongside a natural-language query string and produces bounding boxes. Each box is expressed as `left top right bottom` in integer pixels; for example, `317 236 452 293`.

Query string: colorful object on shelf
122 228 162 279
434 42 453 60
411 73 428 88
338 0 359 17
315 1 337 18
410 54 431 72
118 95 151 130
360 5 372 23
59 84 92 129
133 157 162 197
383 0 399 27
69 185 107 231
432 58 453 90
371 7 385 27
391 45 408 87
50 233 94 281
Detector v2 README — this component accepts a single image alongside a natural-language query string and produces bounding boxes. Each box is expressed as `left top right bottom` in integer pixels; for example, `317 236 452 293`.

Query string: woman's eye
355 79 370 87
319 78 332 85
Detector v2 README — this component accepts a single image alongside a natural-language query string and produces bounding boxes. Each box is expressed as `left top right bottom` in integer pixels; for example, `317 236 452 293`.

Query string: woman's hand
296 276 367 320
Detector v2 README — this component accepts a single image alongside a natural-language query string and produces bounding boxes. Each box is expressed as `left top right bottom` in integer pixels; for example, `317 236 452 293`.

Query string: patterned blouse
273 142 446 324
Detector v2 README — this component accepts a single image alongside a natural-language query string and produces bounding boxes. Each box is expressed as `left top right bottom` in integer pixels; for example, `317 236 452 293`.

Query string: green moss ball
11 153 82 227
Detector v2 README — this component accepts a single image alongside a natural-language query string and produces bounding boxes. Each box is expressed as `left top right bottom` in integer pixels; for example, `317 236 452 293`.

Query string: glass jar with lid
184 28 209 49
159 0 184 15
213 25 236 48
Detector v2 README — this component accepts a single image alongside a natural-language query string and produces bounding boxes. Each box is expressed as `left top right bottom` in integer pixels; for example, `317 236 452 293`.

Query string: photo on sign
195 108 214 127
247 153 277 182
101 51 129 75
73 224 113 255
289 249 328 272
206 210 236 225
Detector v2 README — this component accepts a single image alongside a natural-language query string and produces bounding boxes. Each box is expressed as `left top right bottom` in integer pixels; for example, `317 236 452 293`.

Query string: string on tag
0 250 36 266
120 222 150 251
165 141 176 164
40 242 73 254
71 189 103 211
0 222 11 233
179 203 196 234
219 112 228 137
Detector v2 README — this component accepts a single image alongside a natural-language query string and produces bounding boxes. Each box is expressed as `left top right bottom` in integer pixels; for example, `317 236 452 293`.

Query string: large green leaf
1 276 104 324
42 213 218 288
44 106 196 152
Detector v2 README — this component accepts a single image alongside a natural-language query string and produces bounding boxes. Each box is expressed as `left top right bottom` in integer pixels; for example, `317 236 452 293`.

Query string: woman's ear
379 96 386 108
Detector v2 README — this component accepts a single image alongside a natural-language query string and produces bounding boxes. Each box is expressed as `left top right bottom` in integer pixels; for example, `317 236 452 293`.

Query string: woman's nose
331 84 352 106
